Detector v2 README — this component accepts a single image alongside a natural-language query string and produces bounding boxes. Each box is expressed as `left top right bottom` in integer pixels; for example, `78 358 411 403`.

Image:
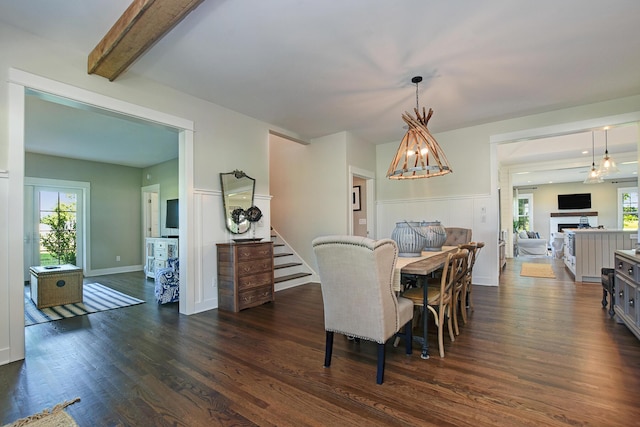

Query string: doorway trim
348 166 375 239
7 68 195 363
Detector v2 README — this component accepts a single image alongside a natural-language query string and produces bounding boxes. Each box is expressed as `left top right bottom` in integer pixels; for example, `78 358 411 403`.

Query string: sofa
516 231 548 256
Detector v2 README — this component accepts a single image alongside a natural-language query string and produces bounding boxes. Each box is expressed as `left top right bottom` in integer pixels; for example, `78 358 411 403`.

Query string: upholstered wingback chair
444 227 472 247
312 235 414 384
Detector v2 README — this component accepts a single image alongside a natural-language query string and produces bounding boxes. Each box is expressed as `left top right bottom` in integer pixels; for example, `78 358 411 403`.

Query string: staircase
271 228 315 290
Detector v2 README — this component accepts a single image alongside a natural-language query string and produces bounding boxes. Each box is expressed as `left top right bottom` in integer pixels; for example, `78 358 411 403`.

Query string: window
618 187 638 230
515 194 533 231
38 190 79 265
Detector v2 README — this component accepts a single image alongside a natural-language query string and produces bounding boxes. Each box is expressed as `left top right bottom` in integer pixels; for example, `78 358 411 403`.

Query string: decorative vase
420 220 447 252
391 221 428 257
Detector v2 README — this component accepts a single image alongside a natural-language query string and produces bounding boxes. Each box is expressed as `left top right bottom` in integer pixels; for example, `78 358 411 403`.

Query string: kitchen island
563 229 637 282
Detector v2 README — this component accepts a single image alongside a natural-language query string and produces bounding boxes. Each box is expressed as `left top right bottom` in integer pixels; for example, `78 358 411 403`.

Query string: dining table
393 245 459 359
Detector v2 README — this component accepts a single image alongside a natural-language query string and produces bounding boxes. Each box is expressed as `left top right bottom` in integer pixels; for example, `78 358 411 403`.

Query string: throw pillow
527 231 537 239
519 231 529 239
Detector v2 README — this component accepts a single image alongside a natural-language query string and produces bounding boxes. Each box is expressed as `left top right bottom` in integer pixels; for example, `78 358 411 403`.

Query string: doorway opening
7 68 195 364
349 166 375 239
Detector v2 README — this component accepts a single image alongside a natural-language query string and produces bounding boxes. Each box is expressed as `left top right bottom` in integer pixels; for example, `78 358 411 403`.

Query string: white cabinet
564 230 635 282
614 250 640 341
145 237 178 278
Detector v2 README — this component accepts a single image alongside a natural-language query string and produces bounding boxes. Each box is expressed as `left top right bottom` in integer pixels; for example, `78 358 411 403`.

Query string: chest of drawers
614 250 640 340
217 241 274 312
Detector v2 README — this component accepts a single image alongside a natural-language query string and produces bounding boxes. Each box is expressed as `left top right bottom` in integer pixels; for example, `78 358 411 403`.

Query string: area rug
25 283 145 326
3 398 80 427
520 262 556 278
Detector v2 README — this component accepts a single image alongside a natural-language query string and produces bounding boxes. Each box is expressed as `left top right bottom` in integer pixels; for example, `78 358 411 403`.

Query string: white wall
270 132 349 271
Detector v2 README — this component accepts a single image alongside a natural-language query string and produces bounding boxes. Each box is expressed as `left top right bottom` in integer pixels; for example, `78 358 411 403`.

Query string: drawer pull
618 262 623 269
619 290 624 299
630 268 634 275
630 299 635 308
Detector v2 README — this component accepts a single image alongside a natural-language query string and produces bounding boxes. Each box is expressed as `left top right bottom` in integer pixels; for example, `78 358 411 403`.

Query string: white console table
144 237 178 278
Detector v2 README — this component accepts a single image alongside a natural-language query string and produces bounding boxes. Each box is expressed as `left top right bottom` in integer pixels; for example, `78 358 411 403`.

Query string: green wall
25 152 144 270
142 159 179 235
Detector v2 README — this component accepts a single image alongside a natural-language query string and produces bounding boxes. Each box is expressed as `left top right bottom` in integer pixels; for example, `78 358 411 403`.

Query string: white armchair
312 235 414 384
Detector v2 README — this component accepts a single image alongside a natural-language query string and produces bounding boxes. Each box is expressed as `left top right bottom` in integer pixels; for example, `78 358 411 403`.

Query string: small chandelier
386 76 452 179
584 132 604 184
597 128 619 176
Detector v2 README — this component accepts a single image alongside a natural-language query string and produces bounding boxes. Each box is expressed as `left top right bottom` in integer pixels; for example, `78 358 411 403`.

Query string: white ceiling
499 124 639 186
3 1 640 176
25 91 179 168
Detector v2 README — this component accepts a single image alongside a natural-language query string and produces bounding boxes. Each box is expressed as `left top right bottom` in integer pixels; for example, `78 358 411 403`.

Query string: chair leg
405 321 413 355
437 310 445 358
467 286 474 311
324 331 334 368
460 282 468 325
447 304 455 343
452 291 460 336
376 343 386 385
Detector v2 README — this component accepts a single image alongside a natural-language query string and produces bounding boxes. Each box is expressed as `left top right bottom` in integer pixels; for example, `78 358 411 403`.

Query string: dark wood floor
2 257 640 426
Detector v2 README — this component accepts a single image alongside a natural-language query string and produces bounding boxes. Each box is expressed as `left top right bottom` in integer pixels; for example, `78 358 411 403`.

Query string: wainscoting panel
571 230 636 282
376 197 475 241
191 190 227 313
191 190 272 314
377 194 498 286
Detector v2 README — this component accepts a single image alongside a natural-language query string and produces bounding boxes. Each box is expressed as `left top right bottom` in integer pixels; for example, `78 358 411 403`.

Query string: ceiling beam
88 0 205 81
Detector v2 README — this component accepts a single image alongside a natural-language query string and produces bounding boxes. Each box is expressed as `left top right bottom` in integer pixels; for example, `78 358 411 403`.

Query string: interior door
143 189 160 238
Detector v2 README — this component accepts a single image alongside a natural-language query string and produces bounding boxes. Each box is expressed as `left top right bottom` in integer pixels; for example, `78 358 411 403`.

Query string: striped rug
25 283 145 326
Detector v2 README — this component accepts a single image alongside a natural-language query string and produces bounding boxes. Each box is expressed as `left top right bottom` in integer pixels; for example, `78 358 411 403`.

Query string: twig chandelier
386 76 452 179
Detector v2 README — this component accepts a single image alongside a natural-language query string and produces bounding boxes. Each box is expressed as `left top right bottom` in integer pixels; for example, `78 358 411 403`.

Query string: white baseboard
85 265 144 277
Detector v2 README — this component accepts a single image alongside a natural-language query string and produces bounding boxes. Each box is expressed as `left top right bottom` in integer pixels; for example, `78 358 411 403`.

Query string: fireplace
557 223 580 232
549 212 598 239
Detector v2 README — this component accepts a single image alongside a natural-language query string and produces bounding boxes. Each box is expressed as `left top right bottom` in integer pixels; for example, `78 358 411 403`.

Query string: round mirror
220 170 255 234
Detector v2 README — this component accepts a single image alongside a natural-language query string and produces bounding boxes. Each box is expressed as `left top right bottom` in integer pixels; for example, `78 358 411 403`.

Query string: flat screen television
166 199 179 228
557 193 591 210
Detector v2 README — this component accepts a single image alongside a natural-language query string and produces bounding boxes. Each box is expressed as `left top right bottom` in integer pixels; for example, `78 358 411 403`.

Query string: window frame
617 186 638 230
515 193 534 232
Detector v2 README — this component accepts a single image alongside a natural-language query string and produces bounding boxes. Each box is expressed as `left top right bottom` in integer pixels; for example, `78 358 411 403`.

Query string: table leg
421 277 429 359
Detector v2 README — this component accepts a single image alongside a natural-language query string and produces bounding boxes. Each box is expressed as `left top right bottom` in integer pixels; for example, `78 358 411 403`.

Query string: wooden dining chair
451 243 475 335
312 235 414 384
401 249 468 358
463 241 484 315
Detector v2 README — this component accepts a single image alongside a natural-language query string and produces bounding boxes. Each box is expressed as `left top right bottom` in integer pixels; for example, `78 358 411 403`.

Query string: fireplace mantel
550 211 598 217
